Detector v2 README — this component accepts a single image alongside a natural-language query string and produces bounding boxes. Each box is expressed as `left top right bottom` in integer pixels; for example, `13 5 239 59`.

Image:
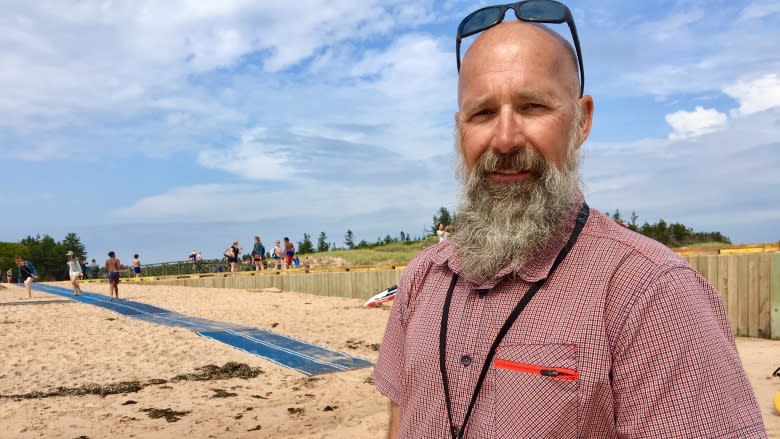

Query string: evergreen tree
62 232 86 258
629 211 639 231
317 232 329 252
298 234 315 254
432 207 453 235
344 230 355 249
399 231 406 241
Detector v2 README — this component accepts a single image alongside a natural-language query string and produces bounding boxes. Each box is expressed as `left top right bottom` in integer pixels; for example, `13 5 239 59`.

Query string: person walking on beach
132 254 142 278
272 240 284 270
373 5 764 438
105 251 124 300
251 236 266 272
66 251 83 296
283 237 295 270
15 256 38 298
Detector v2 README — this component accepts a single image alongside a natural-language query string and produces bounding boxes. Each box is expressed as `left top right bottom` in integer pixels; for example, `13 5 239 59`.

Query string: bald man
373 10 764 439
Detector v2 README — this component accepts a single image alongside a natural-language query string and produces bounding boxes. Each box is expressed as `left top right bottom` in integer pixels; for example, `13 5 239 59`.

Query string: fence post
771 253 780 339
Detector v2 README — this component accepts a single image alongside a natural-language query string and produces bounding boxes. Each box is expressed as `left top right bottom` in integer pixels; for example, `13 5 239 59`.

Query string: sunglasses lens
517 0 567 21
461 7 504 36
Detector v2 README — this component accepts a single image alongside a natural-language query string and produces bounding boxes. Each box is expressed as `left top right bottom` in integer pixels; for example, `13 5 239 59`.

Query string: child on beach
66 251 83 296
105 251 124 300
132 254 141 278
15 256 38 298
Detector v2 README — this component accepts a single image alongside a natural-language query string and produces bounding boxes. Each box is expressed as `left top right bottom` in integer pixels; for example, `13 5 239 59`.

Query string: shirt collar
432 191 584 289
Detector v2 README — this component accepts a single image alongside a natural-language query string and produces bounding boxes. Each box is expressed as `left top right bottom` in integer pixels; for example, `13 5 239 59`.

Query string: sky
1 0 778 264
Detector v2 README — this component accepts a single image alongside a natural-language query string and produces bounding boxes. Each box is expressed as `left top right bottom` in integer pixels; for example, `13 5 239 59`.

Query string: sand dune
1 282 778 437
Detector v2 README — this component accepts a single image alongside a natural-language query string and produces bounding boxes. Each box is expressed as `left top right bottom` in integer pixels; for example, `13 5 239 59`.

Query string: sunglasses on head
456 0 584 97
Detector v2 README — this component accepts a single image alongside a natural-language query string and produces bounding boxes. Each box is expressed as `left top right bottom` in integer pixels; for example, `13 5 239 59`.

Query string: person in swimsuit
226 240 241 275
105 251 124 300
132 254 141 278
283 237 295 270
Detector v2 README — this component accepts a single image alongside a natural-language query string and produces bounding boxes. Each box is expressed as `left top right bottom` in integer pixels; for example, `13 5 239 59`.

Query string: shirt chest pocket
491 343 579 438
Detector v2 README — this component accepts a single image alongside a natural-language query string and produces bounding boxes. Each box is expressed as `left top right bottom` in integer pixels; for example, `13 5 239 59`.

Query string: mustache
473 149 549 179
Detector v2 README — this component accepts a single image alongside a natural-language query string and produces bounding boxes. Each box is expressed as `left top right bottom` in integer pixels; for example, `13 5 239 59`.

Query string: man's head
450 21 594 279
15 256 24 266
108 251 115 258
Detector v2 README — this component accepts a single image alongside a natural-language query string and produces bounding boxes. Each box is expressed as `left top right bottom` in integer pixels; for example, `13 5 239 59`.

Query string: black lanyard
439 203 589 439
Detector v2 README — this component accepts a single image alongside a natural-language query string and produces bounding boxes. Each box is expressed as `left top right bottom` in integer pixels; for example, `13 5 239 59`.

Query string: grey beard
450 139 582 280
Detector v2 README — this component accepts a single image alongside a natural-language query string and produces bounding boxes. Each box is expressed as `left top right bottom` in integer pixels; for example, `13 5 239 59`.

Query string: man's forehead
462 22 572 69
458 22 579 101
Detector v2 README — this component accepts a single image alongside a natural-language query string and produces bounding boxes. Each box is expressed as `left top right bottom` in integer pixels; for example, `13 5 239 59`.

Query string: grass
302 237 439 267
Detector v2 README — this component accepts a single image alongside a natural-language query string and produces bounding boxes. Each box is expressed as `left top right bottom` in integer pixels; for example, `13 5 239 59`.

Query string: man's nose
491 109 526 154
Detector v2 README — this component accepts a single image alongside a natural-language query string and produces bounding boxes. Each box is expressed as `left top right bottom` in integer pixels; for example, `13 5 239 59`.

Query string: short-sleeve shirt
373 205 765 438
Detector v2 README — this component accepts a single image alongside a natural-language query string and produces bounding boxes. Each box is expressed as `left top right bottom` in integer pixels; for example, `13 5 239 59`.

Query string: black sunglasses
456 0 585 97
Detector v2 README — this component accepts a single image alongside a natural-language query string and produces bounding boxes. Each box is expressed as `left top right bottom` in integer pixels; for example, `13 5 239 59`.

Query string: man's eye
523 103 545 110
472 108 493 117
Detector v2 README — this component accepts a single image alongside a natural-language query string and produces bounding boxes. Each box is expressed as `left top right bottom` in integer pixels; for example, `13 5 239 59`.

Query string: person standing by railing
132 254 142 278
251 236 266 272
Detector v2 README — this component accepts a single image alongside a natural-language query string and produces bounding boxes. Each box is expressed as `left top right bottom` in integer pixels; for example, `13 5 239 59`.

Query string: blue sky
1 0 778 263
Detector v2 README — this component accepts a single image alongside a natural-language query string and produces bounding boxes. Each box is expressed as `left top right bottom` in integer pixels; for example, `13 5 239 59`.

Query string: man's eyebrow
462 90 556 114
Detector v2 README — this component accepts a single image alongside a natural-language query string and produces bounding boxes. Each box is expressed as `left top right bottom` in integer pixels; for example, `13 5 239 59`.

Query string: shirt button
451 426 460 436
460 355 472 367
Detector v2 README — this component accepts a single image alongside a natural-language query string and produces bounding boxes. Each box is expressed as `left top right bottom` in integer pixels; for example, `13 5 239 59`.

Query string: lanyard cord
439 203 589 439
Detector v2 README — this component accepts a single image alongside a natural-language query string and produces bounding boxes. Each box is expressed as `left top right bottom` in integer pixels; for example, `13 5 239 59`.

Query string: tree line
0 233 87 281
1 207 731 278
428 206 731 248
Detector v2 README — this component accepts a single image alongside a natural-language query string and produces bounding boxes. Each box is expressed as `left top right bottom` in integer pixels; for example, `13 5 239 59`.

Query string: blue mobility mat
32 284 373 376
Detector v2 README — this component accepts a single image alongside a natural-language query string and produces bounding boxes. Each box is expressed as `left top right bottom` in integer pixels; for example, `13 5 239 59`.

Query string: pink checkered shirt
374 204 765 438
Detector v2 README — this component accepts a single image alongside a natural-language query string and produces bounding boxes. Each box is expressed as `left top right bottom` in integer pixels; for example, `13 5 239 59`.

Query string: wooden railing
94 247 780 339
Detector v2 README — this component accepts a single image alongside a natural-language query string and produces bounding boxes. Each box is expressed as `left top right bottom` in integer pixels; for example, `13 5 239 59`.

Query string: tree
344 230 355 249
317 232 329 252
431 207 453 235
628 211 639 231
298 234 314 254
62 232 86 258
399 231 406 242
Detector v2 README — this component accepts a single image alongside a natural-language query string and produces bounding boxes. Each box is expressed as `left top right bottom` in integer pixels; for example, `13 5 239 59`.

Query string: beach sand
1 282 778 438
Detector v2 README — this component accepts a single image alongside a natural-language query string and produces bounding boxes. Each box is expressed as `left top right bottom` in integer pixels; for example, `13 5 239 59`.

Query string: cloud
0 0 441 156
588 3 780 99
583 107 780 241
723 73 780 116
738 1 780 21
664 106 727 139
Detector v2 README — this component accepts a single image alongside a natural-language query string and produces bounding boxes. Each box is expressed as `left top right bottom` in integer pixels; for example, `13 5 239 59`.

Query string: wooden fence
683 253 780 339
146 253 780 339
148 268 404 301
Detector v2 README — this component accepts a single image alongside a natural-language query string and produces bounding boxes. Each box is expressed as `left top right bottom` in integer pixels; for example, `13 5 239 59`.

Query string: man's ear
576 95 594 148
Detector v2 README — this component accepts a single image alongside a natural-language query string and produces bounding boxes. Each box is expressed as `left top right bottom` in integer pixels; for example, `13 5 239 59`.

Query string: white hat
66 250 75 256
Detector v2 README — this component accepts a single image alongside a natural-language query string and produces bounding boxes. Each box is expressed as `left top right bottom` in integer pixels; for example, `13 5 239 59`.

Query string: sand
1 282 778 438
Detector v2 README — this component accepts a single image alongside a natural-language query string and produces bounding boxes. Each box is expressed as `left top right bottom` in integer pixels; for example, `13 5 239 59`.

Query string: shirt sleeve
373 257 425 405
611 264 766 438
